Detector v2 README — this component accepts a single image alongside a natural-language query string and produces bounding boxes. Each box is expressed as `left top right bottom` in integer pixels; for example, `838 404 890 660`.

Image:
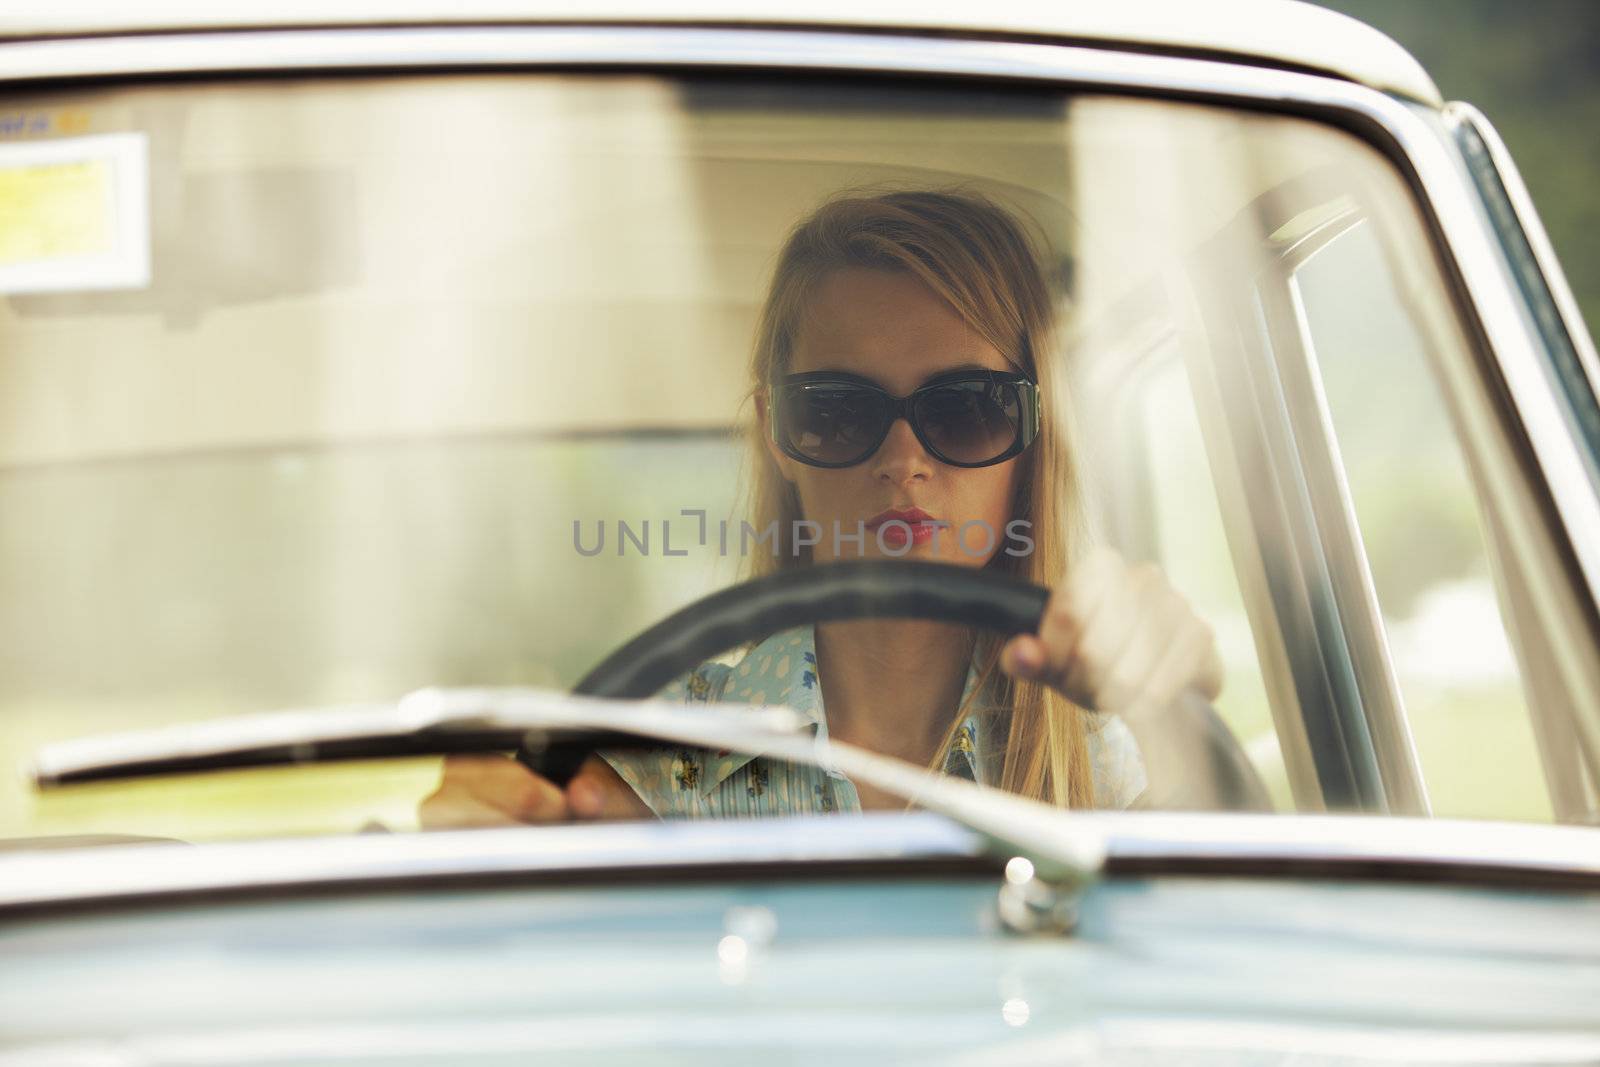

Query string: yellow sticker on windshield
0 159 114 263
0 133 148 293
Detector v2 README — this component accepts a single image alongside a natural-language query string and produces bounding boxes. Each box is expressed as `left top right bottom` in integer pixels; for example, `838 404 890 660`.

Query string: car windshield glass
0 71 1567 847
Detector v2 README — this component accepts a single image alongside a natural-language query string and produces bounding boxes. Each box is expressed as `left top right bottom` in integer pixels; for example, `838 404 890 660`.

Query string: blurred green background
1309 0 1600 335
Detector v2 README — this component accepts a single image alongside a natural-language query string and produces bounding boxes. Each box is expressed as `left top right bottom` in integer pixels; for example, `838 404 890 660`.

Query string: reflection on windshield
0 74 1546 842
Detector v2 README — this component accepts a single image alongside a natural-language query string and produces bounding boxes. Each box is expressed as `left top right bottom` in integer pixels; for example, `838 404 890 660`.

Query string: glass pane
1138 356 1288 809
1291 221 1551 821
0 72 1550 843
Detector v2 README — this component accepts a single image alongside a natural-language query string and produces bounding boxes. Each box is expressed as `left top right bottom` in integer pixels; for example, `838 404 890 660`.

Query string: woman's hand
418 754 651 829
1000 546 1223 721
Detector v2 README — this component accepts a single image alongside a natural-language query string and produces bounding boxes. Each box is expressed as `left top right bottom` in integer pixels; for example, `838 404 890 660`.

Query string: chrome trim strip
0 815 988 911
0 3 1448 104
1 27 1597 801
0 25 1400 84
1205 275 1387 809
1 811 1595 913
0 24 1491 98
1084 810 1600 875
1445 102 1600 413
1283 271 1429 814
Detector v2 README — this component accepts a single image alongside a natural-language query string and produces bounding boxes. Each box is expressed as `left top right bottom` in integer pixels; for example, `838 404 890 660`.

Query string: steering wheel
520 560 1272 811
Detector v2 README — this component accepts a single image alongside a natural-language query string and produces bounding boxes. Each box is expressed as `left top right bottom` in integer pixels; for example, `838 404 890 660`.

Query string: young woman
421 189 1221 826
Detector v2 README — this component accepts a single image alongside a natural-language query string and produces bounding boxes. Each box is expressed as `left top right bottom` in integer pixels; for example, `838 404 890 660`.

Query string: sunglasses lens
913 380 1022 464
779 384 888 466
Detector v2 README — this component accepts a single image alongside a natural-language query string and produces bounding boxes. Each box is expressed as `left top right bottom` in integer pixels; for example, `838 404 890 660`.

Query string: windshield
0 71 1570 846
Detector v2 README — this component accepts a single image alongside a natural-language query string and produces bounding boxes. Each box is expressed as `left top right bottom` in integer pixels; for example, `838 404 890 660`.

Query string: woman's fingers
1067 560 1166 709
1099 596 1210 723
418 787 525 830
1132 618 1224 722
1002 632 1049 678
1005 546 1122 703
418 754 652 829
418 755 569 828
565 756 653 820
1002 547 1223 716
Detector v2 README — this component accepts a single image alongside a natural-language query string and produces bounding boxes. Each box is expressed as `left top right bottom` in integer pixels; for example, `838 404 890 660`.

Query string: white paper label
0 132 150 294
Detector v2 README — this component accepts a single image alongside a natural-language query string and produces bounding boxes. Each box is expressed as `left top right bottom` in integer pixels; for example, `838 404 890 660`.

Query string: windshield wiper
30 689 809 788
30 688 1105 889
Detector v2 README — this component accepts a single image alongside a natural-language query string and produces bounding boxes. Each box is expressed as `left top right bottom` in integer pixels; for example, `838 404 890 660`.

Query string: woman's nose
871 417 935 483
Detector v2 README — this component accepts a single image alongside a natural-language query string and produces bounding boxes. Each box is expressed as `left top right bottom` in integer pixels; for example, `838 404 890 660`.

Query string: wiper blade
30 688 809 789
31 688 1104 887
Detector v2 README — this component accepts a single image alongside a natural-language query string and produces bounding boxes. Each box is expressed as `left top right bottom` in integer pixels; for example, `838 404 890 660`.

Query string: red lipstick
865 507 940 548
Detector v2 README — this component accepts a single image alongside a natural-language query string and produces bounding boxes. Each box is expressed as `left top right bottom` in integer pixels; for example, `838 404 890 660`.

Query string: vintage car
2 1 1598 1062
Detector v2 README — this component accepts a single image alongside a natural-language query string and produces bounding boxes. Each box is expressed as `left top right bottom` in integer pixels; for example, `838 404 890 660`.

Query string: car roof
0 0 1442 106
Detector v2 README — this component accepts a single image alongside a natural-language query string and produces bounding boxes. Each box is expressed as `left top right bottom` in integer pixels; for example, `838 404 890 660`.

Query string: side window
1138 357 1288 808
1076 332 1289 810
1289 220 1551 821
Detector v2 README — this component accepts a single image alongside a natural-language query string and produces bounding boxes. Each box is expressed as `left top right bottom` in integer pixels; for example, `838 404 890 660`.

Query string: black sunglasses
770 369 1042 469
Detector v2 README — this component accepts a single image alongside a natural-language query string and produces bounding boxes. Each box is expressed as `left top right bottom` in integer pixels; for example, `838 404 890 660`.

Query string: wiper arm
30 688 810 789
30 688 1104 889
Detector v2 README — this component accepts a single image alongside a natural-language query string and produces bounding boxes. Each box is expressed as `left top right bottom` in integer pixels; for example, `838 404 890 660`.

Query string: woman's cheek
795 480 860 562
940 520 998 566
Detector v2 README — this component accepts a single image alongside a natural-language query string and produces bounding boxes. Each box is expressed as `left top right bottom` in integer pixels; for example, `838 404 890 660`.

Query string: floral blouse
601 625 1148 817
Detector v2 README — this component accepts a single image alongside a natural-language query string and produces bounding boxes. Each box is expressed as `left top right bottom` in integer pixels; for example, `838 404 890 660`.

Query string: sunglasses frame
769 368 1043 469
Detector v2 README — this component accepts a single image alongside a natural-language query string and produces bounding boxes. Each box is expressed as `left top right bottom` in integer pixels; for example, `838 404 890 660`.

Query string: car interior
0 70 1583 844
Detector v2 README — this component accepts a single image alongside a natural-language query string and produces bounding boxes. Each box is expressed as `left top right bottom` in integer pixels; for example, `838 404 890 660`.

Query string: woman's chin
870 544 985 567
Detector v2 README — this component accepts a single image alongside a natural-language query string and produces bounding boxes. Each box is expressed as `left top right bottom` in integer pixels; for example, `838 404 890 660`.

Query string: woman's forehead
789 268 1012 387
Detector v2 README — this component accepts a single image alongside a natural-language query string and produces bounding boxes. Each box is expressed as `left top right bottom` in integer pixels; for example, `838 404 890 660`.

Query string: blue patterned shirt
601 625 1147 817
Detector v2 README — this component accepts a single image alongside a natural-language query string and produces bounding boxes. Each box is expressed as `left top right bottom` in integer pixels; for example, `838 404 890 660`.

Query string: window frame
2 23 1597 821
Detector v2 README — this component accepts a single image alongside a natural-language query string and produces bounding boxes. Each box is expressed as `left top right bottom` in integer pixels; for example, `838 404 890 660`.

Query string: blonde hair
743 187 1095 808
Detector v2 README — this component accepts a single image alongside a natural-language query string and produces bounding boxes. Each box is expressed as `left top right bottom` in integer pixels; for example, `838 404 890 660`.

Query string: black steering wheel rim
572 561 1047 700
527 560 1272 811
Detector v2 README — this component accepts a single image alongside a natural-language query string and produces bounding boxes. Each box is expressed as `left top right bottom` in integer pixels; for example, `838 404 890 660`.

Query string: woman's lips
865 507 940 548
879 523 936 547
